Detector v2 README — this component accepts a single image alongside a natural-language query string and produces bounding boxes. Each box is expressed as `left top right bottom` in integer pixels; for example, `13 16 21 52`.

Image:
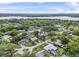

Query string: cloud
1 2 79 13
48 7 65 13
0 5 48 11
64 2 79 13
65 10 79 13
0 5 49 13
65 2 79 7
36 2 45 4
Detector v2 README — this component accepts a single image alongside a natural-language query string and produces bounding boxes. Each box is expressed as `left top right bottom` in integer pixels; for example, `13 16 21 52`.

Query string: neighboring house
55 39 62 46
44 44 57 51
55 25 61 28
4 32 9 35
15 23 22 27
68 25 74 30
36 50 45 57
50 30 56 34
30 37 38 41
2 35 13 41
51 49 57 56
18 36 29 45
44 44 57 55
67 32 72 36
38 32 48 36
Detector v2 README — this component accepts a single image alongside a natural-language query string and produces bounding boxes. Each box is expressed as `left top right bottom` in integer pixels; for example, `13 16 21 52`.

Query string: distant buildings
38 32 48 36
31 37 38 41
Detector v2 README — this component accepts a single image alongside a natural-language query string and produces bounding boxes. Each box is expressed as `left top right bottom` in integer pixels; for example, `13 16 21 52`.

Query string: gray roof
39 32 48 36
2 35 13 41
18 36 29 45
31 37 38 41
55 39 62 46
36 50 45 57
15 23 22 27
4 32 9 35
44 44 57 51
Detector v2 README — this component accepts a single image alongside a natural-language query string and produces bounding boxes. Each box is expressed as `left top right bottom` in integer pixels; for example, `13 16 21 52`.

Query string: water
0 16 79 21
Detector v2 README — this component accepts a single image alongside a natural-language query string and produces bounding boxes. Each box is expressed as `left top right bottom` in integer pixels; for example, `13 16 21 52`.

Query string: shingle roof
55 39 62 46
18 36 29 45
44 44 57 51
31 37 38 41
36 50 45 57
51 49 57 55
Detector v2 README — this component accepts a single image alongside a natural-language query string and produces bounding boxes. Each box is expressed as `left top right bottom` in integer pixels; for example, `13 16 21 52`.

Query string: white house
44 44 57 51
44 44 57 56
36 50 45 57
51 49 57 56
55 39 62 46
30 37 38 41
2 35 13 41
18 36 29 45
38 32 48 36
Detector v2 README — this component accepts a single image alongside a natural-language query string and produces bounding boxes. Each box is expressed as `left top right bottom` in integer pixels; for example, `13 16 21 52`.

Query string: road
15 39 51 54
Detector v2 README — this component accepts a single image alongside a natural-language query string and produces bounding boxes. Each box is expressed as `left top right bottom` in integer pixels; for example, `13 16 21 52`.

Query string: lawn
31 43 48 56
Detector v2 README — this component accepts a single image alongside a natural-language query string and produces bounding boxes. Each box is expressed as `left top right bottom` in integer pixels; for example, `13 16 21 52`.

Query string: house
51 49 57 56
50 30 56 35
4 32 9 35
67 32 72 36
36 50 45 57
38 32 48 36
44 44 57 51
44 44 57 55
2 35 13 41
15 23 22 27
18 36 30 45
55 25 61 28
55 39 62 46
30 37 38 41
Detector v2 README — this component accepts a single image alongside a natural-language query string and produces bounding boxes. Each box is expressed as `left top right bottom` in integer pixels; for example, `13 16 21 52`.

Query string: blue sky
0 2 79 13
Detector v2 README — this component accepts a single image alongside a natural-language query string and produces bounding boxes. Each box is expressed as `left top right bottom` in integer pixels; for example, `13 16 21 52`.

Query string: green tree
60 35 69 44
65 41 79 56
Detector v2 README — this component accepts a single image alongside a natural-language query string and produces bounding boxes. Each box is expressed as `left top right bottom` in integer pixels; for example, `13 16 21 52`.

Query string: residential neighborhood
0 18 79 57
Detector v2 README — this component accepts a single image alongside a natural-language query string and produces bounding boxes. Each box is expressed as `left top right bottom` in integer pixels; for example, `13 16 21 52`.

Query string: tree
73 29 79 36
51 36 56 42
8 29 19 36
57 48 64 56
33 31 39 37
65 41 79 56
38 36 46 41
0 44 10 56
0 31 3 37
22 50 30 57
0 42 20 57
60 35 69 44
6 43 20 56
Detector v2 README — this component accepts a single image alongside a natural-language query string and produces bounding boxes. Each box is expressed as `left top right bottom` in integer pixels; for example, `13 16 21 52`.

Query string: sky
0 2 79 13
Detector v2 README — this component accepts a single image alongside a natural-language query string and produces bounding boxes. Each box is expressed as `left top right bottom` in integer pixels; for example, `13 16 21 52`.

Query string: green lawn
31 43 48 56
